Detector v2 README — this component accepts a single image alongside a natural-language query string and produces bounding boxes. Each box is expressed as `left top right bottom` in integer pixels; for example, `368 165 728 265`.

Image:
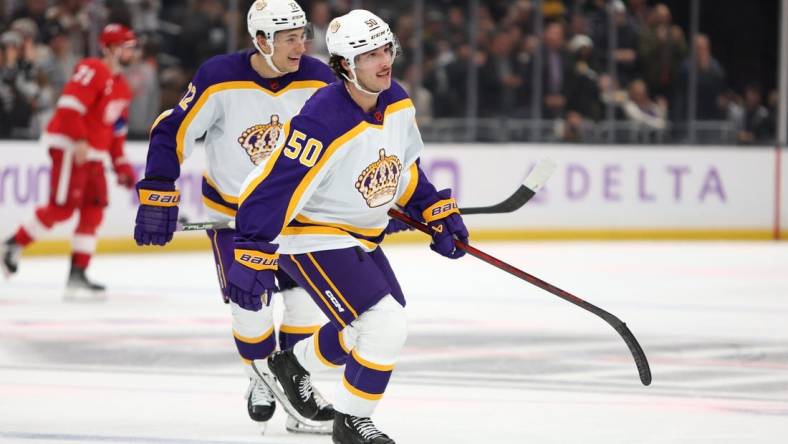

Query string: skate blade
256 421 268 436
1 263 14 280
250 360 314 424
285 414 333 435
63 287 107 302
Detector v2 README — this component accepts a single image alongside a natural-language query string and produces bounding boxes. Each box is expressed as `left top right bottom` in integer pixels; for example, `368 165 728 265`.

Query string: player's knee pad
351 295 408 360
35 205 74 226
75 206 104 233
281 287 326 327
230 300 274 338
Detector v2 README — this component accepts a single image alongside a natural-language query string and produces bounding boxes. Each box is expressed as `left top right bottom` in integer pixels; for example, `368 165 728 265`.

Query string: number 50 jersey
143 50 336 220
237 80 442 254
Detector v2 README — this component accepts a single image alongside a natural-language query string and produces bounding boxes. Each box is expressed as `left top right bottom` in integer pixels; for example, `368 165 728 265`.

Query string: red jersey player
1 23 137 300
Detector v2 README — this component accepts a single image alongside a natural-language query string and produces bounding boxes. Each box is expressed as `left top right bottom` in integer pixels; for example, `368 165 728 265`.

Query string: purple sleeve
400 159 442 221
143 64 214 181
236 115 334 243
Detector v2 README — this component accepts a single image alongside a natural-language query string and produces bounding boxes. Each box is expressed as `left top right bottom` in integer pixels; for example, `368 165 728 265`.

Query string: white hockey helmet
326 10 397 94
326 10 396 68
247 0 309 74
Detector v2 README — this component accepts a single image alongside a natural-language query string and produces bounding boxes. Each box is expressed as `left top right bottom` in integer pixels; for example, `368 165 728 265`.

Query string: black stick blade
612 322 652 386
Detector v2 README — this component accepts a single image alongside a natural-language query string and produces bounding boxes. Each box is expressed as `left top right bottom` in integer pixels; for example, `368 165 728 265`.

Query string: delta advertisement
0 141 783 252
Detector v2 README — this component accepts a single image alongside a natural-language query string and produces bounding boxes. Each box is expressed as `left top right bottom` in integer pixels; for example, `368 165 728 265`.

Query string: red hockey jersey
43 58 132 163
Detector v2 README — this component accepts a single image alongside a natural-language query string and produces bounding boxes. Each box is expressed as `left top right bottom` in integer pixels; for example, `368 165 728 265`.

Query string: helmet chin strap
253 38 285 76
342 65 383 97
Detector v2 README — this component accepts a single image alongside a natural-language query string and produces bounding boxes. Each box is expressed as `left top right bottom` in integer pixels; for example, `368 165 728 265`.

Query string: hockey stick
387 208 652 386
460 157 556 214
176 157 557 231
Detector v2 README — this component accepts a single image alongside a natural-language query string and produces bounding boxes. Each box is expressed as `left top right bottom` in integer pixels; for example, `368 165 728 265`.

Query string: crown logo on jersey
238 114 283 165
355 149 402 208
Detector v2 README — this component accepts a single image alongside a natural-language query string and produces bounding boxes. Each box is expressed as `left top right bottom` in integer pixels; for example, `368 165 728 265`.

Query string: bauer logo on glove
422 198 460 222
235 249 279 270
138 189 180 206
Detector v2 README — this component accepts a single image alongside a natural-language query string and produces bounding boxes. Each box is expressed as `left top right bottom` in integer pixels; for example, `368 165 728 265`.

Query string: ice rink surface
1 241 787 443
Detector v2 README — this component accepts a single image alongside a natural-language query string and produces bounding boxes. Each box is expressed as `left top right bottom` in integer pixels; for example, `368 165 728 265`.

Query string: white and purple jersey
144 51 335 220
237 80 442 254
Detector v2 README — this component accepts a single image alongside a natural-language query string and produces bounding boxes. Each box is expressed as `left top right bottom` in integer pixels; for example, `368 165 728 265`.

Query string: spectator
541 21 571 119
622 78 667 131
675 34 727 121
307 1 330 62
485 29 523 116
738 85 773 144
1 30 35 137
45 0 90 58
639 3 686 100
563 34 603 141
126 39 160 138
592 0 640 86
175 0 227 69
11 0 48 39
36 19 75 98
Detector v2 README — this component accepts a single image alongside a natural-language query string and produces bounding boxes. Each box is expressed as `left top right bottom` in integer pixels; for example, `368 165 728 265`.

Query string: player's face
353 43 394 93
117 42 137 66
271 28 308 73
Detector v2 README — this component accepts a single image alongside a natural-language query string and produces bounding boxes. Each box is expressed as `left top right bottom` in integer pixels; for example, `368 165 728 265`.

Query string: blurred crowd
0 0 778 144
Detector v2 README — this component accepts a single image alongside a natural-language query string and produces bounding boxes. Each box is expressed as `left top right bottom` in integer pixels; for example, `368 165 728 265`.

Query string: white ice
1 241 787 443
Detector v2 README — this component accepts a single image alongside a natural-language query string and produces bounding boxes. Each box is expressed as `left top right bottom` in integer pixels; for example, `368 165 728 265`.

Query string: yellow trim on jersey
367 98 415 129
176 81 325 164
233 326 275 344
342 376 384 401
149 109 173 134
279 324 321 335
204 173 239 204
306 252 359 318
280 226 378 250
396 163 419 207
239 122 290 204
338 330 351 354
281 121 368 232
351 349 395 372
238 97 415 240
202 196 237 217
314 330 341 368
290 254 347 329
241 357 253 365
294 214 384 237
211 230 227 288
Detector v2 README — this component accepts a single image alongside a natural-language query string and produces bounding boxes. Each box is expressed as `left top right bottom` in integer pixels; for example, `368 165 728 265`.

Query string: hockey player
133 0 337 435
231 10 469 444
1 24 137 300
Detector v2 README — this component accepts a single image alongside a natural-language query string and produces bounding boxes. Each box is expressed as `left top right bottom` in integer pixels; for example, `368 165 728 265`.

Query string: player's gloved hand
226 239 279 311
423 189 469 259
384 216 414 235
113 158 137 189
134 179 180 246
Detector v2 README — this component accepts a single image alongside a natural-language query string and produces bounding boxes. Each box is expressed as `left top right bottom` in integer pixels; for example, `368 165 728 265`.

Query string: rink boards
0 141 785 253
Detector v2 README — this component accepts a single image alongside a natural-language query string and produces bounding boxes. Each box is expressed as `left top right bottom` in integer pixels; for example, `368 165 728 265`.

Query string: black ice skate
244 377 275 434
332 412 395 444
267 350 320 419
284 387 336 435
1 238 21 278
63 264 106 301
